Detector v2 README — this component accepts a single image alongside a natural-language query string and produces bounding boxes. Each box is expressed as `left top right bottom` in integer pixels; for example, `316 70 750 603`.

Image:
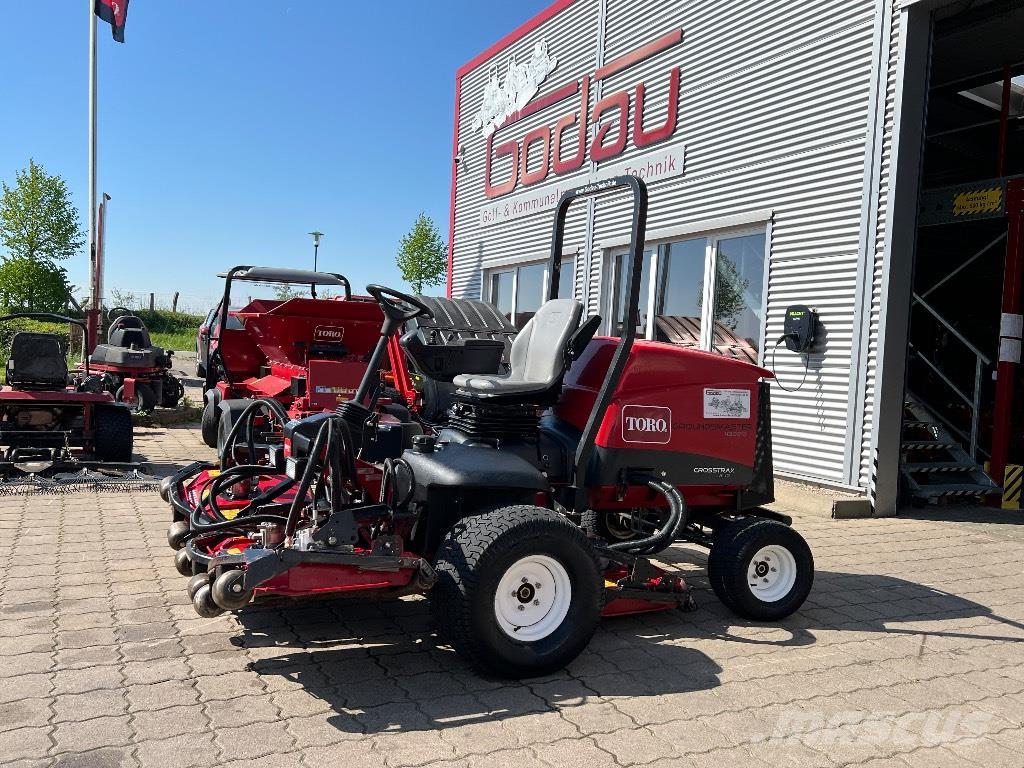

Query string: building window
489 270 514 320
485 259 574 329
713 233 766 358
654 238 707 346
607 227 768 362
611 249 653 336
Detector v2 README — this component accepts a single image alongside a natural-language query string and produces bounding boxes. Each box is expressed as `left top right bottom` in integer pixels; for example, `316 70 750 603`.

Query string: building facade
447 0 1024 513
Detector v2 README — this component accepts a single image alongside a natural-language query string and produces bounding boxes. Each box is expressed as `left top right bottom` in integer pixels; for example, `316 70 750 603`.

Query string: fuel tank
553 338 773 490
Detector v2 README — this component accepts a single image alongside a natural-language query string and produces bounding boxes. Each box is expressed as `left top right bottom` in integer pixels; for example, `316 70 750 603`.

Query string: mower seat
108 316 152 349
5 332 68 390
453 299 583 400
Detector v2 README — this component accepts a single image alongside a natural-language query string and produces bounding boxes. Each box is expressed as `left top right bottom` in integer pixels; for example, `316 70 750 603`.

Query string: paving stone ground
1 424 1022 767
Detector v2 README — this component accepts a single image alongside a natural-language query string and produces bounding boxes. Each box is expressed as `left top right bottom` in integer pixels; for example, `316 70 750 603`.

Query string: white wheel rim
746 544 797 603
493 554 572 642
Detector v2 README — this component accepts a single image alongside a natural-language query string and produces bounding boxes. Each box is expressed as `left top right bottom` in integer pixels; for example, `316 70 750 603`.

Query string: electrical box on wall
783 305 818 353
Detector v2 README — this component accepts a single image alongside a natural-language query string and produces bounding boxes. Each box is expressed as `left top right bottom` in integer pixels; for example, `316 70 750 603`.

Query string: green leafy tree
0 159 85 263
396 213 446 295
0 256 70 312
712 256 750 330
272 284 303 301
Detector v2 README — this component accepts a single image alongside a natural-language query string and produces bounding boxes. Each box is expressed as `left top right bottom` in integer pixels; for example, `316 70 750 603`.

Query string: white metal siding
451 0 892 487
859 0 902 486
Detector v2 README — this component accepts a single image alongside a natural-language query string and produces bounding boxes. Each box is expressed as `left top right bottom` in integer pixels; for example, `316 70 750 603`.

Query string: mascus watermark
754 709 994 748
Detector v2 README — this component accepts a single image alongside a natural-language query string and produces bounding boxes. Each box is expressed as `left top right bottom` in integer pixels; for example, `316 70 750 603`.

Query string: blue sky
0 1 549 311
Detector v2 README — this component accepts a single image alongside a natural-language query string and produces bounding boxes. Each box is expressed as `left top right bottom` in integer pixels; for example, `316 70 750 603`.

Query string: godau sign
474 28 685 211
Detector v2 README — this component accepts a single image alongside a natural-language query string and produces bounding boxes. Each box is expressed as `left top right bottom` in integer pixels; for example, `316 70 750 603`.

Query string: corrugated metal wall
450 0 894 487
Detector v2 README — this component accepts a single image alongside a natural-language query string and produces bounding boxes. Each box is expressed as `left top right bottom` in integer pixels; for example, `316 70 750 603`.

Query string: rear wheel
707 518 813 621
431 505 602 678
93 405 133 462
116 382 156 413
201 400 219 448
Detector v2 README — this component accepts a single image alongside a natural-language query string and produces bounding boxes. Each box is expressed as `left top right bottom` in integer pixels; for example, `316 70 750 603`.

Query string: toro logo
621 405 672 445
313 325 345 343
481 29 684 198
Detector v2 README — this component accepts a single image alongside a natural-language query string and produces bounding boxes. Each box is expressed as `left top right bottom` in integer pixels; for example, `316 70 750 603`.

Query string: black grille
447 401 540 443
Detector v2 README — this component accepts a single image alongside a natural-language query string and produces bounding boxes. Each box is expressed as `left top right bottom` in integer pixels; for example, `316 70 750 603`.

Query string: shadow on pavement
223 562 1023 736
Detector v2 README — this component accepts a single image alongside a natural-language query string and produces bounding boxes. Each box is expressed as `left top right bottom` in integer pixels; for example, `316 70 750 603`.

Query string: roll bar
206 265 355 391
547 176 648 513
0 312 91 378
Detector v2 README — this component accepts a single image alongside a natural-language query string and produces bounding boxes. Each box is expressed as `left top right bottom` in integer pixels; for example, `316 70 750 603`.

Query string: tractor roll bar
207 265 355 391
0 312 92 378
546 176 648 513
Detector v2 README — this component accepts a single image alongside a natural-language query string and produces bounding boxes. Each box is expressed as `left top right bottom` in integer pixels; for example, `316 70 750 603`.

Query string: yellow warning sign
1002 464 1022 510
953 187 1003 217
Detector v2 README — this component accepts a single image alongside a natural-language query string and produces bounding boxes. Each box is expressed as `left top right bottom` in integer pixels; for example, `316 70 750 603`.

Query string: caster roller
211 569 253 611
159 476 173 503
174 548 193 577
187 572 211 600
167 520 189 551
192 584 225 618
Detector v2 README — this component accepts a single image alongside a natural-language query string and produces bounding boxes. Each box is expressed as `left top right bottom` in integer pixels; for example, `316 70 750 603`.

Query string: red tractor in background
87 308 183 412
199 267 392 451
165 177 814 679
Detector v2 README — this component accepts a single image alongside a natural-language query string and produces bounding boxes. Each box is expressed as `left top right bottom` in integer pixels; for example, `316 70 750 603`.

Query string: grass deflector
165 177 813 678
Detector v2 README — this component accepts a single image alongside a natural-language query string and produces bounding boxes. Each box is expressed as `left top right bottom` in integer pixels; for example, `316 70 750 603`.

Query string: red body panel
0 387 113 403
555 337 772 497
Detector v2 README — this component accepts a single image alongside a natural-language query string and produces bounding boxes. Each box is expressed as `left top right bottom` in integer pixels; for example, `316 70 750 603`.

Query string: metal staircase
901 398 1000 504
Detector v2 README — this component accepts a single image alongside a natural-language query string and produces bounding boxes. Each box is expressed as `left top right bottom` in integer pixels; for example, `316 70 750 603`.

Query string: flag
95 0 129 43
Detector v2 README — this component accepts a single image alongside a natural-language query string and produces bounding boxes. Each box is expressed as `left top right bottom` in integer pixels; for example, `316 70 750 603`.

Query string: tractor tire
116 382 156 413
430 505 602 679
707 518 813 621
93 405 133 462
201 400 219 448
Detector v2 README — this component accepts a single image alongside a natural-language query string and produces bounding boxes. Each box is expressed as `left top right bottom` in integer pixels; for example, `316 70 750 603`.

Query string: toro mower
199 267 394 452
164 177 813 678
0 312 147 491
87 307 183 412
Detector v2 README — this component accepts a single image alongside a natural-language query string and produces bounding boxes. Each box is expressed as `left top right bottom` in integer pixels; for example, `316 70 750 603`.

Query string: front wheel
201 400 219 448
707 518 813 621
430 505 602 679
116 382 156 413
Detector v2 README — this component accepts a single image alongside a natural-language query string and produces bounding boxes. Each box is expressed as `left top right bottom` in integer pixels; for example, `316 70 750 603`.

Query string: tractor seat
453 299 583 400
5 332 68 390
108 316 152 349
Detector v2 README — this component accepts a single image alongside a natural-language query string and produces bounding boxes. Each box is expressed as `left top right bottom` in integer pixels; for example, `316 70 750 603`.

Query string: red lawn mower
1 312 137 487
164 177 813 678
86 308 183 412
199 267 395 452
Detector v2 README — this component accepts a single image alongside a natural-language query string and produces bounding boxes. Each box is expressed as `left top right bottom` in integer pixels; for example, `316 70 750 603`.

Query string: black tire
160 374 184 408
201 400 219 448
93 405 133 462
115 382 156 413
707 518 813 621
430 505 602 679
580 507 683 555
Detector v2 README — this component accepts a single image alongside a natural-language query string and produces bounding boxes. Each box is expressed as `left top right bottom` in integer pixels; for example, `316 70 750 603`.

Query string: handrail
911 293 992 365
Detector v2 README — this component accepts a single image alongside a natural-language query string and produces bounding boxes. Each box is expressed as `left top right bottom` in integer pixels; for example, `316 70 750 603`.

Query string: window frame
604 223 770 363
483 257 576 326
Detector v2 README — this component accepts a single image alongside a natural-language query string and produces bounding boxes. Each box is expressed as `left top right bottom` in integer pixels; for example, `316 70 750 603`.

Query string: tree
0 159 85 263
396 213 447 295
0 256 70 312
272 284 302 301
712 256 751 331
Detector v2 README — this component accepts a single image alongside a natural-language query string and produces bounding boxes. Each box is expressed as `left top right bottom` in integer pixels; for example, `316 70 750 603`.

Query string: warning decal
703 388 751 419
952 187 1002 218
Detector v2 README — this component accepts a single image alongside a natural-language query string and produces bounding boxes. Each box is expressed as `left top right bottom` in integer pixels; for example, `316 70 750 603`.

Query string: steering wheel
107 306 133 323
366 284 434 326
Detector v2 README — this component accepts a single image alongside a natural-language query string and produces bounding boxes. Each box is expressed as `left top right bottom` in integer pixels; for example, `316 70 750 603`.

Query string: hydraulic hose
285 417 334 538
602 476 687 555
219 398 290 470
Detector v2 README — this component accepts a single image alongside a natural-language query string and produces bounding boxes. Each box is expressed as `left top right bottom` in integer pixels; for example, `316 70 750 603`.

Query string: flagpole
87 0 99 350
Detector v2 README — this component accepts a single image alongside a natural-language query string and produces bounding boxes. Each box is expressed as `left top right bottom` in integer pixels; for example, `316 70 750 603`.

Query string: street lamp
308 231 324 272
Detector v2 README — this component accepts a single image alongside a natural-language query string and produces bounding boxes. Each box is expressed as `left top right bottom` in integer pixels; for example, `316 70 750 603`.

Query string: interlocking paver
1 425 1023 768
